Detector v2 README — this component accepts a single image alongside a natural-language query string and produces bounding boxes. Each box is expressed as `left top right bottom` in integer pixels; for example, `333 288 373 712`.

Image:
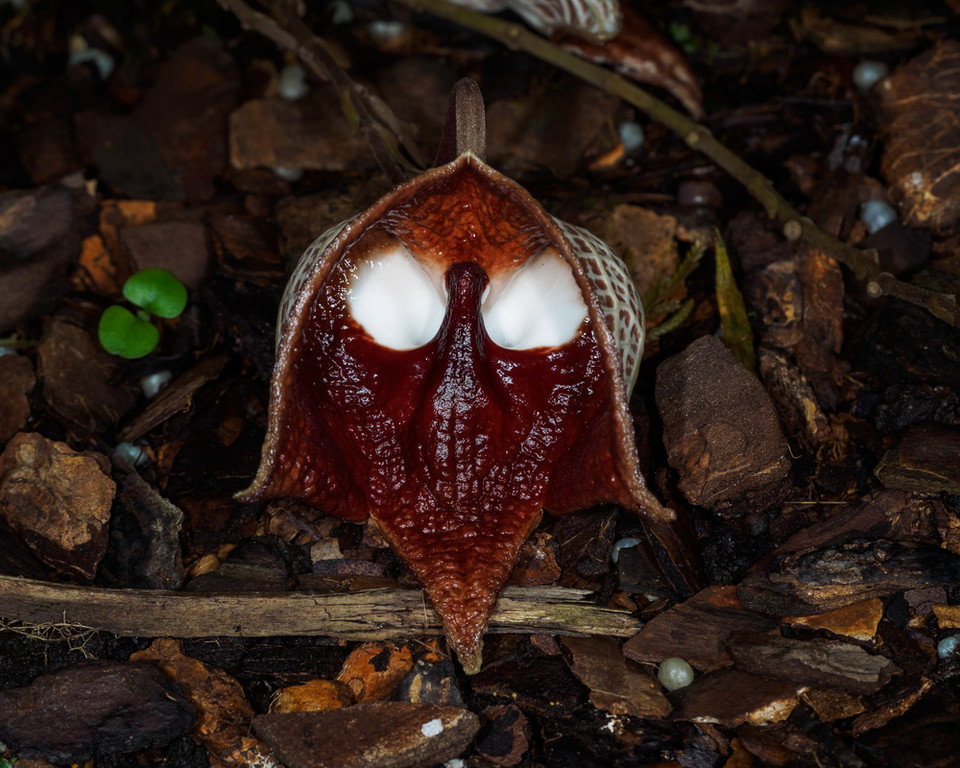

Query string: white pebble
0 345 18 356
328 0 353 24
852 60 889 92
140 369 173 399
272 166 304 182
278 64 309 101
421 717 444 737
115 441 149 467
859 200 897 234
658 657 695 691
938 635 960 659
367 20 407 46
618 121 644 154
610 537 642 564
67 35 115 80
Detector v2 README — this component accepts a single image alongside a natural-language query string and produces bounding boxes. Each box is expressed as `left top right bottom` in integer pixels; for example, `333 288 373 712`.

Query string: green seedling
98 269 188 359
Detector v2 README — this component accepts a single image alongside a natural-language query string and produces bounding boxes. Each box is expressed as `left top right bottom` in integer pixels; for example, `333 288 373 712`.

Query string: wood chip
562 636 672 719
0 660 193 764
785 598 884 643
728 633 900 695
253 702 479 768
671 668 802 727
655 335 791 508
0 433 115 581
623 585 777 670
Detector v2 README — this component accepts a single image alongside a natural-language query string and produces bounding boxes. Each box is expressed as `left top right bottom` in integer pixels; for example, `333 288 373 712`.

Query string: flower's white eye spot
483 250 587 349
346 245 445 349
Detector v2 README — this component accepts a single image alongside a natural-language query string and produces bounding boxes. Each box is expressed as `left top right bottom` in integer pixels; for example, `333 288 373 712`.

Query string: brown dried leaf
561 7 703 118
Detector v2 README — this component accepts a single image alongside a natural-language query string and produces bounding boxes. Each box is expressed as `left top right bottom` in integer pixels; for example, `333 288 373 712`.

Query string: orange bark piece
131 638 271 768
336 641 415 702
933 604 960 628
270 679 354 713
785 599 883 642
75 234 120 294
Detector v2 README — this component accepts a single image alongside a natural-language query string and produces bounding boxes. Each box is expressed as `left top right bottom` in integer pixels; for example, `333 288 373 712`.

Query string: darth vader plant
239 80 675 674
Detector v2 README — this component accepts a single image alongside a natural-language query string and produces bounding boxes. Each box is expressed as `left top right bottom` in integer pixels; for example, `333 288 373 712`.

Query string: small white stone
272 166 304 182
658 657 695 691
140 369 173 399
859 200 897 234
610 537 642 564
421 717 444 738
618 121 644 154
852 60 889 92
278 63 309 101
115 441 149 467
937 635 960 659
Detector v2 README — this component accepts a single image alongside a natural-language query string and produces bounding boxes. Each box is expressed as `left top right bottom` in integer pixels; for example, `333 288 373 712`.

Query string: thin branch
396 0 960 329
216 0 425 183
0 575 640 641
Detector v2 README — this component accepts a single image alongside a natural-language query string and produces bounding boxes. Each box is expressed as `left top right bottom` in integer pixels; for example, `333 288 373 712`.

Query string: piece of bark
852 677 936 736
108 452 185 589
801 688 865 722
878 40 960 229
121 219 210 291
336 642 415 702
131 637 274 768
623 585 777 670
486 79 619 180
76 38 238 203
757 347 833 452
475 704 532 768
671 668 802 726
229 95 373 173
509 531 561 586
728 633 900 695
738 537 960 617
0 577 641 640
271 679 355 713
0 356 36 444
117 353 228 442
554 508 618 581
37 318 138 433
602 204 679 301
395 657 464 706
932 604 960 629
253 703 479 768
0 433 115 581
0 181 96 332
561 636 672 719
655 335 791 508
875 423 960 494
785 598 884 643
0 660 194 763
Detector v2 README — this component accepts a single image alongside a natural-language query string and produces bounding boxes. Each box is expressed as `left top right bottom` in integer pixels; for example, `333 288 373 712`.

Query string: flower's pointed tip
453 640 484 676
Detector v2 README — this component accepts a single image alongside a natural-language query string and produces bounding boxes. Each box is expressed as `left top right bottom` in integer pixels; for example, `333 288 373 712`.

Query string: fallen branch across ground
0 575 640 641
396 0 960 329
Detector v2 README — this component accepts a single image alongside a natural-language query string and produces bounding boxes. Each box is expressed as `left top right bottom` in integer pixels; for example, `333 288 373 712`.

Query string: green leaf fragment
714 231 756 373
98 305 160 359
123 269 188 318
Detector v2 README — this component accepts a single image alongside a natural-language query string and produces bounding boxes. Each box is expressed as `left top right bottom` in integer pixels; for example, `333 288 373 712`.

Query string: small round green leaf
123 269 188 318
98 305 160 359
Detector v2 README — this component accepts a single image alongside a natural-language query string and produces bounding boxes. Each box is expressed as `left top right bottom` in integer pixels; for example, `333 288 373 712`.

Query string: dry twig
0 575 640 641
395 0 960 329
